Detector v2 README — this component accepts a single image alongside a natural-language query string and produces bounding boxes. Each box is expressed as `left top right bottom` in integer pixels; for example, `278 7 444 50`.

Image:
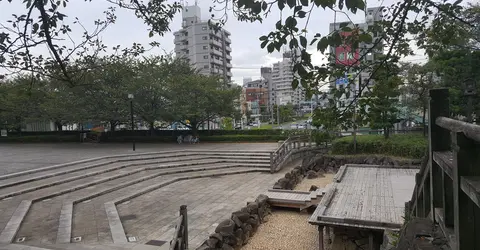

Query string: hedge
331 134 428 159
0 134 288 143
0 135 79 143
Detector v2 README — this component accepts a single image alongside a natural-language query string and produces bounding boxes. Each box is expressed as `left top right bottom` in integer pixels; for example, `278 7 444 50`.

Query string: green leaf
298 11 306 18
300 36 307 48
300 0 309 6
267 43 275 53
259 35 268 41
260 40 268 49
32 23 39 34
262 1 268 11
289 38 298 49
341 26 353 32
285 16 297 29
292 79 299 89
317 37 329 52
338 0 344 9
278 0 285 10
359 33 373 43
275 20 282 30
149 31 154 37
286 0 296 8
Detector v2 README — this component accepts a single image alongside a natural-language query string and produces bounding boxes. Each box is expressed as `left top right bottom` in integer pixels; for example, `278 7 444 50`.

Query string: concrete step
0 154 270 191
72 167 271 245
8 165 270 245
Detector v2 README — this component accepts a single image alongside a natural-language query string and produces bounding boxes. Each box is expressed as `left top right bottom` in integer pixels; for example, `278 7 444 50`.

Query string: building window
204 65 209 69
202 26 207 30
202 36 208 40
203 45 208 50
204 55 209 59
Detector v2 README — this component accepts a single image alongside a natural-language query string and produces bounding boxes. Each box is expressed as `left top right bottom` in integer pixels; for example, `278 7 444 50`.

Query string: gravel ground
294 174 335 191
242 174 335 250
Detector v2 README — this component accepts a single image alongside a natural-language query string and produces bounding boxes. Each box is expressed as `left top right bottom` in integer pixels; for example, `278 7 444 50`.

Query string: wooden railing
169 205 188 250
270 134 313 172
406 88 480 250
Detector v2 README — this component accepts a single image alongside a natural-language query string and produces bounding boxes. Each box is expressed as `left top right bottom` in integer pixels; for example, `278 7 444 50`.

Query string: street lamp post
128 94 136 151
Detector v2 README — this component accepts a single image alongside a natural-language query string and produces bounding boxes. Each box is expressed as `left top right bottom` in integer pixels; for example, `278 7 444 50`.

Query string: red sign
335 31 360 66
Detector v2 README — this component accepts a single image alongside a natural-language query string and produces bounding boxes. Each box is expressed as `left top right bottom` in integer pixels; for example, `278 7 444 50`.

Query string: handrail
436 116 480 142
170 205 188 250
407 88 480 250
270 134 312 172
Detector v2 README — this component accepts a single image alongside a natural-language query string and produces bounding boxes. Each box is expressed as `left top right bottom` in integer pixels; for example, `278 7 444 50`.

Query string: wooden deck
309 165 418 231
265 188 325 210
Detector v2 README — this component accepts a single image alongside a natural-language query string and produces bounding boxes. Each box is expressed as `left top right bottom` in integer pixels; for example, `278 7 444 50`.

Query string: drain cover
120 214 137 221
121 200 131 205
42 199 51 202
128 236 137 242
145 240 167 246
72 236 82 242
16 237 26 242
82 200 91 203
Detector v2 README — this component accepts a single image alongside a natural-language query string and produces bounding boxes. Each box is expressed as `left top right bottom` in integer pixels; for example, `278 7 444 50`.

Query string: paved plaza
0 143 290 249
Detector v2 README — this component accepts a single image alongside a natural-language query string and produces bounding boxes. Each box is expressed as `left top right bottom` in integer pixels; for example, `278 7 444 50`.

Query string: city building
271 50 306 107
173 4 233 82
328 6 384 107
239 67 275 122
243 77 252 85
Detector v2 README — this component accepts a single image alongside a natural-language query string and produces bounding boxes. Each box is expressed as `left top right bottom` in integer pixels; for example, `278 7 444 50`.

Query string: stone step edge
0 150 273 181
0 160 270 200
0 155 270 190
104 168 270 244
56 168 269 244
0 200 32 244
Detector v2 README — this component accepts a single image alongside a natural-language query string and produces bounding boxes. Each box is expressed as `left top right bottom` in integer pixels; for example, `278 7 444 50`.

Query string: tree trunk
422 105 427 137
149 121 155 136
191 122 198 136
110 121 116 132
384 127 390 139
55 121 63 131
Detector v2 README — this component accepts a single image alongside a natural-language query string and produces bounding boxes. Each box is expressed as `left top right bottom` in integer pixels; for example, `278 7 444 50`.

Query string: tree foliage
358 58 401 138
0 55 239 132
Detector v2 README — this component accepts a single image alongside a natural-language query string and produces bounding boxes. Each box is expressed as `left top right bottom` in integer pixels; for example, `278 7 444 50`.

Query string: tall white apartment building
271 50 305 107
173 5 233 82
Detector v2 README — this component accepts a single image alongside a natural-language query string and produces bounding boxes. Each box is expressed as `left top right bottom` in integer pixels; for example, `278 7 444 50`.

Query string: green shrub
331 134 427 159
201 135 287 142
0 135 79 143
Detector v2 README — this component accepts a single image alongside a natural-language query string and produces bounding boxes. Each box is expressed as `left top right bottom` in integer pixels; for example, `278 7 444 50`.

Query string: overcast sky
1 0 430 84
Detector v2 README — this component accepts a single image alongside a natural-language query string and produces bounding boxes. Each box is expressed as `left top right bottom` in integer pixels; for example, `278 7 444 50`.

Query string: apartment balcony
226 54 232 60
226 63 232 68
211 48 222 57
210 39 222 47
212 58 224 65
211 68 222 74
225 46 232 52
225 36 231 44
226 71 233 77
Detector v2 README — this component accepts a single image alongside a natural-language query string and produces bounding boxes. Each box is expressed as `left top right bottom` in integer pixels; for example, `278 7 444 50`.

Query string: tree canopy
0 55 240 133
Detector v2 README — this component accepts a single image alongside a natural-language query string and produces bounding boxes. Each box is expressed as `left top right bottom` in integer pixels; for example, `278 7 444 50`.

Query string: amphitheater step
6 165 269 245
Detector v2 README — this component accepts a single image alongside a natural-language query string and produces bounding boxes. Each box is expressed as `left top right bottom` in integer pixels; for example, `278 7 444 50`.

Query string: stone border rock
197 194 270 250
272 154 422 190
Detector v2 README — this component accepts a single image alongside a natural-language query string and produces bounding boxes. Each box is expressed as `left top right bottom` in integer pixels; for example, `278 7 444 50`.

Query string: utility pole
353 73 361 154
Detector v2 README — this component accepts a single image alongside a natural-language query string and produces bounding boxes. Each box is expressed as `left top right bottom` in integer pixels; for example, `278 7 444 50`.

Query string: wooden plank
433 151 454 179
267 189 311 195
333 165 347 182
317 215 402 230
169 215 183 250
435 208 457 250
460 176 480 208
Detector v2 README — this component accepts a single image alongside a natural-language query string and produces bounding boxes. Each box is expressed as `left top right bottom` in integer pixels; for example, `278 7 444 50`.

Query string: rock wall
197 194 270 250
272 154 422 190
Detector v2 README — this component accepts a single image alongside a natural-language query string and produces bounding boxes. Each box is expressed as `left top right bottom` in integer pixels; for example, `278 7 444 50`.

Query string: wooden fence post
451 133 479 250
428 89 450 222
180 205 188 250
